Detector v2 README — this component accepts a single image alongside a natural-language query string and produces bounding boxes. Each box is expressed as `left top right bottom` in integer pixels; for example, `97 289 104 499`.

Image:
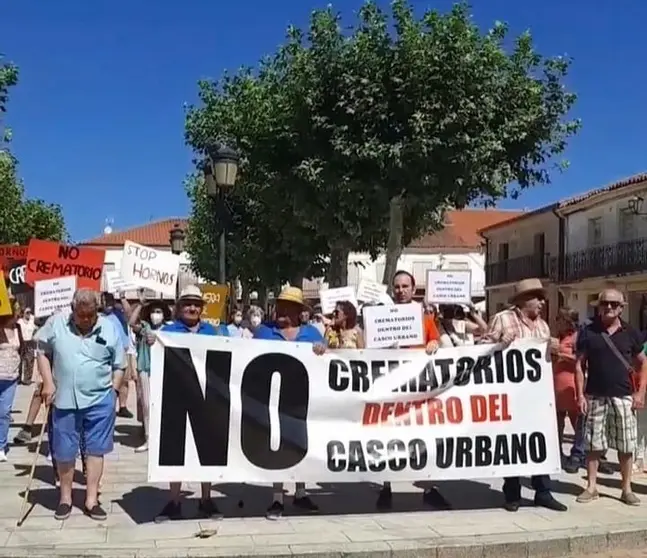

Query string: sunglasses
599 300 622 309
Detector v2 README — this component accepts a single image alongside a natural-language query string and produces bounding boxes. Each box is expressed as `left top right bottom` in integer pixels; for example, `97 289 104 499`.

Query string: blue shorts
51 390 116 463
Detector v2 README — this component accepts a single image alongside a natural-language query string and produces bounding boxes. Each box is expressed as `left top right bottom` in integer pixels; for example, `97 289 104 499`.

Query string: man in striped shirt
482 278 567 513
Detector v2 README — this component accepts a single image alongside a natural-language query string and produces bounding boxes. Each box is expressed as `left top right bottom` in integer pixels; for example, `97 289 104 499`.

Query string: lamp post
204 145 239 286
169 223 186 300
628 195 647 215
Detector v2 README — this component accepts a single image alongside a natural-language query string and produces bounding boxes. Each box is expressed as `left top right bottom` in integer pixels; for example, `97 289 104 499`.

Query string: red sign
26 239 105 290
0 245 28 267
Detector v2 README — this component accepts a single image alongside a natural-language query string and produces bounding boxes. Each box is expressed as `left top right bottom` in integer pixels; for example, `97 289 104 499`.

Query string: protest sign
26 239 105 290
105 270 137 294
0 272 12 316
0 245 27 268
199 284 229 323
5 259 31 295
120 241 180 297
356 278 389 304
34 276 77 318
426 269 472 305
148 336 560 483
319 286 358 315
362 302 424 349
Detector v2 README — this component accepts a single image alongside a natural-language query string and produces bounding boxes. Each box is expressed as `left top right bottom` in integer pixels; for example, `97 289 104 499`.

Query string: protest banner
362 302 424 349
120 241 180 297
0 272 12 316
105 270 137 294
356 278 390 304
148 336 560 483
426 269 472 305
34 276 77 318
319 286 358 315
0 245 27 268
5 259 31 295
199 284 229 323
26 239 105 290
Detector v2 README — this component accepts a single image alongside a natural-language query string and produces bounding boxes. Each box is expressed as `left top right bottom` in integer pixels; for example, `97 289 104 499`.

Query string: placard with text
426 269 472 305
148 336 560 483
34 276 77 318
362 302 424 349
120 241 180 297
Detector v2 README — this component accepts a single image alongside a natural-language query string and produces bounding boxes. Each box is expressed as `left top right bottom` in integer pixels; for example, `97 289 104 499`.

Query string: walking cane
16 403 50 527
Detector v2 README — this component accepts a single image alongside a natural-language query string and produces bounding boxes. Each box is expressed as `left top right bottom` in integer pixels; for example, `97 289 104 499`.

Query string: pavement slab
2 384 647 558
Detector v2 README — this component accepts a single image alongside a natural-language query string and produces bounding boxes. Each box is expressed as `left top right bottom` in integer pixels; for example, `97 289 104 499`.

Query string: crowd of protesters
0 272 645 523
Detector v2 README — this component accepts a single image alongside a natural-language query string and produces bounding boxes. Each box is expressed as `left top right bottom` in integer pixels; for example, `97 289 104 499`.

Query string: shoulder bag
600 332 640 393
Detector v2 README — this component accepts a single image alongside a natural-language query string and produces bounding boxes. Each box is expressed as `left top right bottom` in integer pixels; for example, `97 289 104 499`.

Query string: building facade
81 210 519 302
480 206 562 324
557 173 647 328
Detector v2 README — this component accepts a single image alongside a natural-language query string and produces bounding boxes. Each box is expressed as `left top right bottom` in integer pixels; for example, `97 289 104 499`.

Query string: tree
185 1 578 289
0 56 67 244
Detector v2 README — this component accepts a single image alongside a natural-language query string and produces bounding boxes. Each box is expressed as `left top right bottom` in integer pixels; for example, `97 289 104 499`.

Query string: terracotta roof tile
409 209 523 249
81 218 187 248
559 172 647 208
81 210 519 251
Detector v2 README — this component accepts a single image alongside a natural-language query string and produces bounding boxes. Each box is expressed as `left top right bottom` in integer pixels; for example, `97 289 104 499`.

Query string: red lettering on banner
361 397 465 426
469 394 512 422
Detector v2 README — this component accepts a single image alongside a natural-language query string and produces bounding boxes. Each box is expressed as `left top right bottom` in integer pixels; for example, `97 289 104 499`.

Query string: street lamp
627 195 647 215
169 223 186 300
204 144 240 286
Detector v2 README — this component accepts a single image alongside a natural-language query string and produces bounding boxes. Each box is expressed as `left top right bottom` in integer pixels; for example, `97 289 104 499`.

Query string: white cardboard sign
362 302 424 349
319 286 358 315
105 270 137 294
120 241 180 297
426 269 472 305
356 278 389 304
34 276 77 318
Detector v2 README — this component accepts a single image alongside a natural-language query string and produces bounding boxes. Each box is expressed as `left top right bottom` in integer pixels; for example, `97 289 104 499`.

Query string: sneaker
155 501 182 523
293 496 318 513
13 428 32 445
117 407 134 419
54 503 72 521
134 442 148 453
83 503 107 521
266 501 284 520
0 450 6 463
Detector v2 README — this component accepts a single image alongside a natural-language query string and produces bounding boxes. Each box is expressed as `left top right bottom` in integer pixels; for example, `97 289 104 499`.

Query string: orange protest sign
199 284 229 322
0 272 12 316
0 245 27 268
26 239 105 291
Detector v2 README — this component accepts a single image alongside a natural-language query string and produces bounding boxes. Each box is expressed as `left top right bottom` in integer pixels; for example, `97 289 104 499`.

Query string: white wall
566 189 647 253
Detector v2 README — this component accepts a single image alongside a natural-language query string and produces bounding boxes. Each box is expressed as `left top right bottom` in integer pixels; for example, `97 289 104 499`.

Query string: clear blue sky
2 0 646 241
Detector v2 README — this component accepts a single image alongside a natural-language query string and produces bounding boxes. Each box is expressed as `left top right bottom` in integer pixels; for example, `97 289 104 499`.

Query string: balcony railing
485 254 549 286
562 237 647 283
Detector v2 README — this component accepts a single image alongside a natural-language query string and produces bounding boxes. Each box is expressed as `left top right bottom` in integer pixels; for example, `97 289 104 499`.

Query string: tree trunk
328 243 350 288
382 195 405 293
257 285 268 311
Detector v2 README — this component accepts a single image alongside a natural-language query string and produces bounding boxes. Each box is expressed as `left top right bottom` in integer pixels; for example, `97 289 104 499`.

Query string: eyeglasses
599 300 622 309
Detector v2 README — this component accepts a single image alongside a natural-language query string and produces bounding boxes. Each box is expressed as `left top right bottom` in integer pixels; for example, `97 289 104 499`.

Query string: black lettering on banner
58 245 79 260
327 439 428 472
435 432 546 468
159 348 231 466
240 353 309 469
26 259 102 281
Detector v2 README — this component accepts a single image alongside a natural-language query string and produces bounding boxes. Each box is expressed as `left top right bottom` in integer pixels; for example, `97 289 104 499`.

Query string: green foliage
184 0 579 288
0 56 67 244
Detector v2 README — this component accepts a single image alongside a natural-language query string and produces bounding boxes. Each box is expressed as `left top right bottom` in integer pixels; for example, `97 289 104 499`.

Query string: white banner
34 276 77 318
148 335 560 483
120 241 180 297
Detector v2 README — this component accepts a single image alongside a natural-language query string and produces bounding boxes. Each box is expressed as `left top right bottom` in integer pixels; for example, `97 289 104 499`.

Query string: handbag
600 332 640 393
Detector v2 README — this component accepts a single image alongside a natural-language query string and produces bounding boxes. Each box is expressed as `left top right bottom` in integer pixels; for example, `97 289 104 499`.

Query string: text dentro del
328 346 543 394
326 432 547 473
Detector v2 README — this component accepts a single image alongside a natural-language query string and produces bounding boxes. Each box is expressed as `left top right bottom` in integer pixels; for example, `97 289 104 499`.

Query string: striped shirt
481 307 550 343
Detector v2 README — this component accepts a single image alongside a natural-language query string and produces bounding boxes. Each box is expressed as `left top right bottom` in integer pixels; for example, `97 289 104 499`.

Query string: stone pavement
2 385 647 558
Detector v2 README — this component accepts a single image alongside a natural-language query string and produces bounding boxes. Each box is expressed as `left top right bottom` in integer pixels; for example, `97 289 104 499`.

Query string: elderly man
482 278 566 512
37 289 126 521
153 285 228 522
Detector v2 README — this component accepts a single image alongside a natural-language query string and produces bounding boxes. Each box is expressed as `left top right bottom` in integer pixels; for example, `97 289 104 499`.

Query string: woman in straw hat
481 278 567 513
254 286 326 520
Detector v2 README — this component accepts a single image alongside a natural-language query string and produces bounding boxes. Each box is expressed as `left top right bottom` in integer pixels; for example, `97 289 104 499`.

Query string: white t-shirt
18 317 36 341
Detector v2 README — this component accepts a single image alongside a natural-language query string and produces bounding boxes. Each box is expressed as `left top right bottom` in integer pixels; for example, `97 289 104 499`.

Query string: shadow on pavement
114 424 144 449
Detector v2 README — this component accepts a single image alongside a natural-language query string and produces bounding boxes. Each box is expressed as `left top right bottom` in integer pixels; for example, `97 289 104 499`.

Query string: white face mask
150 312 164 325
250 316 261 327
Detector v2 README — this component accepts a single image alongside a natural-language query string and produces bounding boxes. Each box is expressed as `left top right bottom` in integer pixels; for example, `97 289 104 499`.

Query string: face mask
150 312 164 325
250 316 261 327
233 316 243 325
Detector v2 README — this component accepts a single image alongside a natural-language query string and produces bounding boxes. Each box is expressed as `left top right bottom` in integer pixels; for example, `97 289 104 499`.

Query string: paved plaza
2 385 647 558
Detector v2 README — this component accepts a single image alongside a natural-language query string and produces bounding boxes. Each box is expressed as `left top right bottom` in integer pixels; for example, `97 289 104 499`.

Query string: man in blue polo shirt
254 286 325 520
152 285 228 522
